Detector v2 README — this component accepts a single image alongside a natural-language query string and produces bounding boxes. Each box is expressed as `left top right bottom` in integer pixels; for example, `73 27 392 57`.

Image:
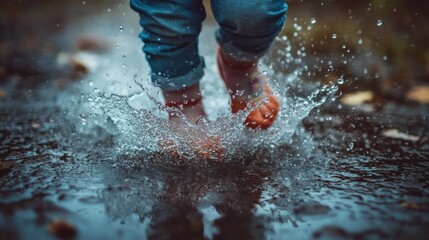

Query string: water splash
63 72 336 167
57 23 339 166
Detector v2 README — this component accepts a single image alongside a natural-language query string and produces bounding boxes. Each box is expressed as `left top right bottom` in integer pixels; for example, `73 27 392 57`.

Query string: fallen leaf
71 52 99 74
406 85 429 104
0 88 6 99
77 37 109 53
0 66 6 78
341 91 374 105
381 129 420 142
47 219 77 239
0 160 12 177
400 202 423 210
0 160 13 171
31 122 41 129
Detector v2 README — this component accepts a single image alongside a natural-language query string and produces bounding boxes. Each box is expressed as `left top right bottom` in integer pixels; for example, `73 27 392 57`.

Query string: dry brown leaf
381 129 420 142
47 219 77 239
0 66 6 78
400 202 422 210
77 37 109 52
406 85 429 104
70 52 99 74
341 91 374 105
0 160 13 171
0 89 6 99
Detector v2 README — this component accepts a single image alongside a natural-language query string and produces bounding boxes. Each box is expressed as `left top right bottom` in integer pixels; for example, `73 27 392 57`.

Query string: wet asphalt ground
1 1 429 239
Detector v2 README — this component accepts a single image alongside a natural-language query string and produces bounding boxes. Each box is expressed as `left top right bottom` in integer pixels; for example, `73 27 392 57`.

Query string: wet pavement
1 1 429 240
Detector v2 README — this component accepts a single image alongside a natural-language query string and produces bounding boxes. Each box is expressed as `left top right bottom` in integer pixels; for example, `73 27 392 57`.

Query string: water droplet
377 19 383 27
122 63 126 68
332 34 337 39
347 142 354 151
119 25 124 32
116 45 120 50
107 8 111 13
82 1 86 5
337 77 344 85
310 18 316 24
122 55 126 59
358 39 363 44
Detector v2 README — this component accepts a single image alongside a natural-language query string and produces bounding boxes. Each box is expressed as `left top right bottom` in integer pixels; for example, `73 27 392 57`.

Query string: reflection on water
1 0 429 239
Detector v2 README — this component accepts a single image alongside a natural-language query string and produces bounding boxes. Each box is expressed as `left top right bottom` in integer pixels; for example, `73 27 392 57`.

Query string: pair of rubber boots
166 48 279 130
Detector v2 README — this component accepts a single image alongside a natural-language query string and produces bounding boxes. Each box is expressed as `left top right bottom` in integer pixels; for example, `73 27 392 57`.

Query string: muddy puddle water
1 1 429 239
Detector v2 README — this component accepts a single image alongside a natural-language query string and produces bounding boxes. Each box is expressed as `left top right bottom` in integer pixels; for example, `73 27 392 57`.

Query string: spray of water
58 22 339 167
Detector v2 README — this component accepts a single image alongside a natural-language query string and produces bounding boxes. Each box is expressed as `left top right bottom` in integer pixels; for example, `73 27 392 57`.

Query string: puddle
1 1 429 239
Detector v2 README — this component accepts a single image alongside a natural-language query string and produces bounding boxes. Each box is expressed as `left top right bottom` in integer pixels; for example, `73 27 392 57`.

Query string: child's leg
130 0 207 123
211 0 288 129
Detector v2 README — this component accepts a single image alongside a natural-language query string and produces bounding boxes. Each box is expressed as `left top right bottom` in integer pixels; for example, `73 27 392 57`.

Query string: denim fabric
130 0 288 91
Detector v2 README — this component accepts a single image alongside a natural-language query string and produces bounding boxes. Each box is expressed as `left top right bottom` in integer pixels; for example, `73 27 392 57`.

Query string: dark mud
1 1 429 239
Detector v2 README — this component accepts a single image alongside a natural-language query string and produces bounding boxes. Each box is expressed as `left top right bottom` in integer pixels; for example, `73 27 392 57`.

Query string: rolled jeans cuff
151 57 205 91
216 34 271 63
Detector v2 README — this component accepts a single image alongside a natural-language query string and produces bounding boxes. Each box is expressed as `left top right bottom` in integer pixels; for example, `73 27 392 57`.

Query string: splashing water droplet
347 142 354 151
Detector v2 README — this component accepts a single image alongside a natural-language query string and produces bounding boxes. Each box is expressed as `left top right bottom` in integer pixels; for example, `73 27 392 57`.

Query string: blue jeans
130 0 288 91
